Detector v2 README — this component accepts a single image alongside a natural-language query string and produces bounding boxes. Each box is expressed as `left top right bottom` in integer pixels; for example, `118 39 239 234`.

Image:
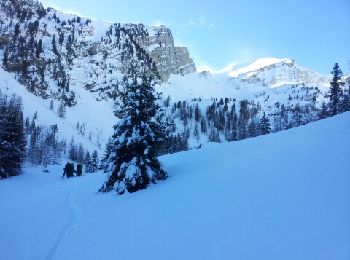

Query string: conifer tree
99 63 167 194
100 137 114 173
68 138 77 161
259 112 271 135
329 63 344 115
0 94 26 178
77 143 85 163
319 102 328 119
58 102 66 118
84 151 92 173
343 77 350 111
248 120 257 137
91 150 99 172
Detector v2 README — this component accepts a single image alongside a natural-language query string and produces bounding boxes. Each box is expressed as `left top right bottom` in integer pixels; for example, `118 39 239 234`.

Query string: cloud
188 14 214 29
150 20 169 27
40 0 85 17
197 61 246 74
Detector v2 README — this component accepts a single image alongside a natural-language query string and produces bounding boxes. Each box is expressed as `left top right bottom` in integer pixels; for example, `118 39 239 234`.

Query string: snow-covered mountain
0 0 195 103
0 0 342 152
229 58 329 87
1 1 349 258
161 57 330 101
0 67 115 152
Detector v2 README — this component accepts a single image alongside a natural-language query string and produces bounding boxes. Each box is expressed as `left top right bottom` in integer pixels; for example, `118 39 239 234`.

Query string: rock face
136 26 196 80
0 0 196 104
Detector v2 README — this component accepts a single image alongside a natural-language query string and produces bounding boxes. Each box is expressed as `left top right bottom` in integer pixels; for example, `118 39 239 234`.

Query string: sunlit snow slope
0 67 115 151
0 113 349 260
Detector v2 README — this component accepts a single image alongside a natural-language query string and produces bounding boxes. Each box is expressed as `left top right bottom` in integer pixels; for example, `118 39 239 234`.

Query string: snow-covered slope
0 0 338 151
160 57 330 101
1 112 349 260
0 0 195 102
0 55 331 152
0 67 115 151
230 58 329 88
229 58 292 77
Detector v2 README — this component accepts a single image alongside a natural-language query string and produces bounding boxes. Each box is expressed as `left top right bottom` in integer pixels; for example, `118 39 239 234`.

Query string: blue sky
40 0 350 74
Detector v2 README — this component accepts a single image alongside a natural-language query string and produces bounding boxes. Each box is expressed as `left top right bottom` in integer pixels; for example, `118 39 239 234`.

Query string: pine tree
100 137 114 173
194 104 201 122
68 138 77 161
248 120 257 137
0 94 26 178
49 99 54 110
58 102 66 118
259 112 271 135
77 143 85 163
99 64 167 194
329 63 344 115
91 150 99 172
27 124 42 165
84 151 92 173
319 102 328 119
43 124 60 165
343 77 350 112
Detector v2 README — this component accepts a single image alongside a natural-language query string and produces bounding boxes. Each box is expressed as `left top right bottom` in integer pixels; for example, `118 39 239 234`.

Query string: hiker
62 162 75 179
76 164 83 177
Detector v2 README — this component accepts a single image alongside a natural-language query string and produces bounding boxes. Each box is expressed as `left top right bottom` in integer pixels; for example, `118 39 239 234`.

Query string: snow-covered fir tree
84 151 92 173
329 63 344 116
100 137 114 173
0 93 26 178
259 112 271 135
99 63 167 194
91 151 99 173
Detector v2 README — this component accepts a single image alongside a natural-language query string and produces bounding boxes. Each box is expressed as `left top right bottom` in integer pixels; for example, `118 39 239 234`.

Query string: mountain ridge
0 0 196 103
1 0 348 153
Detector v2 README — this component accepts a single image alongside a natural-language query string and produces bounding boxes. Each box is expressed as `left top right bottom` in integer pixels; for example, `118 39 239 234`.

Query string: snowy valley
1 111 349 260
0 0 350 259
0 0 348 153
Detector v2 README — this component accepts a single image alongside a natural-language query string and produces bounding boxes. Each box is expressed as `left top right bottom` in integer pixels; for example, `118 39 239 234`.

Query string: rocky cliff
139 26 196 80
0 0 196 104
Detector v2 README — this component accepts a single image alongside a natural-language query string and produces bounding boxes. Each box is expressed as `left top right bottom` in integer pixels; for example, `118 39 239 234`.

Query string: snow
229 58 293 77
159 73 237 101
158 57 329 104
0 67 115 152
1 112 349 260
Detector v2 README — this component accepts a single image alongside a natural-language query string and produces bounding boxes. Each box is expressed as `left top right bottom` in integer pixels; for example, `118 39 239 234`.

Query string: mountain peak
226 57 330 88
229 58 293 78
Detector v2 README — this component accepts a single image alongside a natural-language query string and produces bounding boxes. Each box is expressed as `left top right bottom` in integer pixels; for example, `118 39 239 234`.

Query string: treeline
0 92 25 178
0 92 100 179
67 138 99 173
25 111 65 167
162 64 350 152
26 112 100 173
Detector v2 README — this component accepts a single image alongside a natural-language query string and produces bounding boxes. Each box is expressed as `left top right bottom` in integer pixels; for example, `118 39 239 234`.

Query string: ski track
43 181 80 260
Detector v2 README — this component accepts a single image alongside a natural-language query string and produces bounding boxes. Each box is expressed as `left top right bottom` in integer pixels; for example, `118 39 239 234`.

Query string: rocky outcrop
136 26 196 80
0 0 196 104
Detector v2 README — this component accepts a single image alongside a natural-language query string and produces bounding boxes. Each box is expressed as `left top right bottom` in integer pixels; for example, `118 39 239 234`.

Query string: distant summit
229 58 293 77
229 58 329 88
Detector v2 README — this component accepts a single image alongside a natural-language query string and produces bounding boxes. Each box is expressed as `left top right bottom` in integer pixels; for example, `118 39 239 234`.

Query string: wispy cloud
197 61 246 74
188 14 214 29
150 20 169 27
40 0 85 17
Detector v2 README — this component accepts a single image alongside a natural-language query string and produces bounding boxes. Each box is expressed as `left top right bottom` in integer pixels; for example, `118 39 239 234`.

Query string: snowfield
0 67 115 152
1 113 350 260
